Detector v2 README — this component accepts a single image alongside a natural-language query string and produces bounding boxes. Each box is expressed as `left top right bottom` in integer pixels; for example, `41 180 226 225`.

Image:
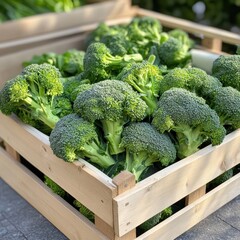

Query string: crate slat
0 147 109 240
0 113 117 227
136 173 240 240
113 130 240 236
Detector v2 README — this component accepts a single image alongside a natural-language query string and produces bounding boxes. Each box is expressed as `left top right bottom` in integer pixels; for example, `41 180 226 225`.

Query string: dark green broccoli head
49 113 115 168
23 52 58 67
208 87 240 129
152 88 226 158
57 49 85 77
52 95 73 118
120 122 176 170
74 80 148 155
83 42 143 82
212 55 240 91
159 67 222 97
158 37 191 68
118 58 163 115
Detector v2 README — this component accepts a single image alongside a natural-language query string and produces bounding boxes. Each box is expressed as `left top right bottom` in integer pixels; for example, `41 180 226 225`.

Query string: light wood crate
0 0 131 55
0 7 240 240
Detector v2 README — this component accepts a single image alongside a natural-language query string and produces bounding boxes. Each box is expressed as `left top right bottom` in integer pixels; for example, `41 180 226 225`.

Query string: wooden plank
0 113 116 227
185 185 206 205
0 0 131 43
4 142 20 161
95 171 136 240
0 147 109 240
137 173 240 240
202 38 222 52
113 129 240 236
136 8 240 45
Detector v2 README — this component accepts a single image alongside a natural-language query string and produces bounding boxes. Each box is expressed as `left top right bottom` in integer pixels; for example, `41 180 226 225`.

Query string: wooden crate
0 7 240 240
0 0 131 55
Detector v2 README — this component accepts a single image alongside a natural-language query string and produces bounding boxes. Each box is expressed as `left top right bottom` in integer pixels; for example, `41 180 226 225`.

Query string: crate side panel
114 130 240 236
0 0 131 43
0 147 109 240
137 173 240 240
0 113 116 226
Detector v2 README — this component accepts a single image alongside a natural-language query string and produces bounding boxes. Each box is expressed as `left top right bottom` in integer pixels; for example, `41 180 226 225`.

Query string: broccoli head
83 42 143 82
118 55 163 115
0 64 63 129
52 95 73 118
157 37 191 68
23 52 58 67
206 87 240 129
152 88 226 159
49 113 115 168
212 55 240 91
73 80 148 155
120 122 176 181
168 29 194 49
159 67 222 97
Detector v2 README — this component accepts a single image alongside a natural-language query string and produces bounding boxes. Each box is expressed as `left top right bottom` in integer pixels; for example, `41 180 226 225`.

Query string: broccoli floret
118 55 163 115
152 88 226 159
23 52 58 67
206 87 240 129
73 80 148 155
168 29 194 49
83 42 143 82
120 122 176 181
100 34 130 56
0 64 63 129
56 49 85 77
73 200 94 222
127 17 162 42
212 55 240 91
52 95 73 118
139 207 172 232
49 113 115 168
44 176 66 198
159 67 222 97
157 37 191 68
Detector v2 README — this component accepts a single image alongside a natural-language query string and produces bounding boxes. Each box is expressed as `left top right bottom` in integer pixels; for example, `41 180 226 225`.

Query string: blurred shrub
132 0 240 34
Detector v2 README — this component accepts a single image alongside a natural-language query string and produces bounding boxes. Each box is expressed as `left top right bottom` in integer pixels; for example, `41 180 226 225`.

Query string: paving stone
215 196 240 231
176 215 240 240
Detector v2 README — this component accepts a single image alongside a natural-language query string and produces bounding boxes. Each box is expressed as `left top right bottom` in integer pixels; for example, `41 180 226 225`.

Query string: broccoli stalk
120 122 176 181
74 80 148 155
49 113 115 168
0 64 63 130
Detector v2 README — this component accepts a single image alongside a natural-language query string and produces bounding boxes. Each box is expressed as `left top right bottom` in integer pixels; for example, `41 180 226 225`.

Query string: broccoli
120 122 176 181
73 80 148 155
159 67 222 97
83 42 143 82
56 49 85 77
212 55 240 91
157 37 192 68
49 113 115 168
152 88 226 159
0 64 63 129
44 176 66 198
208 169 234 189
127 17 162 43
168 29 194 49
73 200 94 222
138 207 172 232
23 52 58 67
52 95 73 118
237 45 240 55
118 55 163 115
206 87 240 129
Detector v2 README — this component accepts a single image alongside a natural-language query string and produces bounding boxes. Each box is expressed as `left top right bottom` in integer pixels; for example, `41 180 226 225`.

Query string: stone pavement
0 178 239 240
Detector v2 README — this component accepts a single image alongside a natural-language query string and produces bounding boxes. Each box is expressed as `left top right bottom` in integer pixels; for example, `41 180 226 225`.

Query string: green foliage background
132 0 240 34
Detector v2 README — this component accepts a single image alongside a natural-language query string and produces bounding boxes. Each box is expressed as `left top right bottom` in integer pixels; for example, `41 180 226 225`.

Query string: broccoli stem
23 96 59 129
101 120 125 155
83 141 115 168
176 127 206 159
141 94 158 115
